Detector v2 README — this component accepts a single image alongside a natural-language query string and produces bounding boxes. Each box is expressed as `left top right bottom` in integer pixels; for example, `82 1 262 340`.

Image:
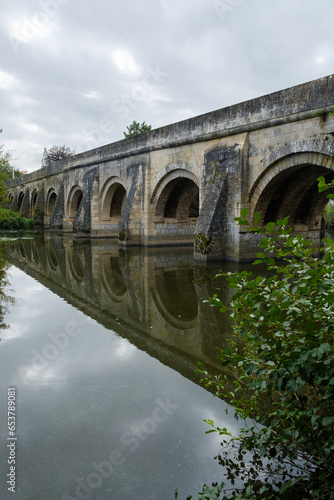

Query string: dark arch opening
256 165 334 227
47 192 57 216
157 178 199 221
188 192 199 218
110 186 126 217
18 192 24 211
31 191 38 210
69 189 83 218
164 183 185 218
76 192 83 211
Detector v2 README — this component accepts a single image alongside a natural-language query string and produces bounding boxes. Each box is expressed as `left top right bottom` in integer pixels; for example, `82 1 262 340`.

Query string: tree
183 190 334 499
0 147 24 211
41 145 75 167
0 146 23 181
123 120 152 138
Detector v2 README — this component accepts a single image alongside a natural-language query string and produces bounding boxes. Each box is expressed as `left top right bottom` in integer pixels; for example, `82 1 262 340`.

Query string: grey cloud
1 0 334 171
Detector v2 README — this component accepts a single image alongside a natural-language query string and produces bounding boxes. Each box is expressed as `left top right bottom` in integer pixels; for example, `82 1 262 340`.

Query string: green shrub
182 199 334 499
0 209 33 230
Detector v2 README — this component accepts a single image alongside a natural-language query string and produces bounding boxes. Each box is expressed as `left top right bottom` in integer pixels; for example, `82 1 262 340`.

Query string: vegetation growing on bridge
176 180 334 499
123 120 152 137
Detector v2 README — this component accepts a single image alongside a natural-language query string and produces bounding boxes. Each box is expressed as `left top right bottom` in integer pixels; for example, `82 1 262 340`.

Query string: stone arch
152 170 200 223
8 192 14 208
17 191 24 211
249 152 334 230
31 189 38 210
46 188 57 217
100 178 127 221
66 185 83 218
152 170 199 204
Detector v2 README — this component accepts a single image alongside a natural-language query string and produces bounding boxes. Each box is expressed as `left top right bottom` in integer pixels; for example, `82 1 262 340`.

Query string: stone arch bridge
7 74 334 261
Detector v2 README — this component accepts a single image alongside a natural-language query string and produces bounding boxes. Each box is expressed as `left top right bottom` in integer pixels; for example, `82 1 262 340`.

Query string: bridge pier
193 135 248 261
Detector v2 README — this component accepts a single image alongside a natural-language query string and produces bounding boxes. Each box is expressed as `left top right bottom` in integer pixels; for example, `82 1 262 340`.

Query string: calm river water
0 235 249 500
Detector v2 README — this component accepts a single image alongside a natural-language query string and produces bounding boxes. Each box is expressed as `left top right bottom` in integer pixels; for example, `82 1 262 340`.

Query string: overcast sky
1 0 334 173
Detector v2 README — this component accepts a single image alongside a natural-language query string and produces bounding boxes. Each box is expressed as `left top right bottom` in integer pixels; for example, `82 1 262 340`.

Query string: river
0 235 249 500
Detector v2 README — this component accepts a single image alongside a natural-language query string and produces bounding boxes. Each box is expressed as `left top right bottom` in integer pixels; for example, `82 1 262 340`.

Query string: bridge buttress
194 133 249 261
50 183 64 229
73 168 97 234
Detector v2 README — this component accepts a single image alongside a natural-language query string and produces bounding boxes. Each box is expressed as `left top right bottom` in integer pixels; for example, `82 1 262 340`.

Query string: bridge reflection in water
1 236 256 499
5 236 242 381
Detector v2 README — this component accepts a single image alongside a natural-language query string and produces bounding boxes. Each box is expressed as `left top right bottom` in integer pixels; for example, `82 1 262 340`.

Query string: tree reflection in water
0 239 15 334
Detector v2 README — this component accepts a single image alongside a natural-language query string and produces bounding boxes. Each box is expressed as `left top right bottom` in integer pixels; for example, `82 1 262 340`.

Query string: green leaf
322 416 334 427
246 485 254 495
265 257 275 265
254 212 261 224
235 217 249 225
311 415 320 429
266 222 276 232
279 480 294 495
245 364 256 375
240 207 248 219
318 176 329 192
258 444 267 456
286 379 299 393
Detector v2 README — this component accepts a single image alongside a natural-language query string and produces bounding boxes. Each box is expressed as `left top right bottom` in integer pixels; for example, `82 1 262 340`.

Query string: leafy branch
178 182 334 499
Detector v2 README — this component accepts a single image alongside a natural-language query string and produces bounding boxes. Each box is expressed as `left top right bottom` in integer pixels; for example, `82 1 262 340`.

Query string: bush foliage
0 209 33 231
178 177 334 499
